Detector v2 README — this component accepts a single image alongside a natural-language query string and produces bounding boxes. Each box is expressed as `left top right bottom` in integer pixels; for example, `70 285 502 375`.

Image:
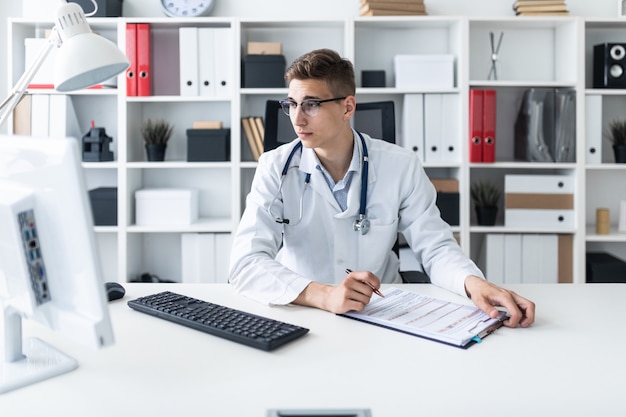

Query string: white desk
2 283 625 417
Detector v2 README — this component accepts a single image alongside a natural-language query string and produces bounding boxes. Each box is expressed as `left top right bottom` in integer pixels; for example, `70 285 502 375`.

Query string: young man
230 49 534 328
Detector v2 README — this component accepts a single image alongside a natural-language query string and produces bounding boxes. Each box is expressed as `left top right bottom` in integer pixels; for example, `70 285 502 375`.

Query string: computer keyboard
127 291 309 351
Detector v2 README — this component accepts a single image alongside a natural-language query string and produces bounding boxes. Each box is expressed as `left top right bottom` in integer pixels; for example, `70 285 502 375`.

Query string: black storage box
361 70 386 87
187 129 230 162
69 0 123 17
88 187 117 226
243 55 286 88
436 192 460 226
586 252 626 283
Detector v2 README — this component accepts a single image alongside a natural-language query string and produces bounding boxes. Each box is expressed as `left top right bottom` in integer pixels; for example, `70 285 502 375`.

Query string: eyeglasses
279 97 346 117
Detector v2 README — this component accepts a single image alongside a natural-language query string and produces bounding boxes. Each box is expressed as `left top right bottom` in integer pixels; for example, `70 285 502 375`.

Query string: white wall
0 0 621 134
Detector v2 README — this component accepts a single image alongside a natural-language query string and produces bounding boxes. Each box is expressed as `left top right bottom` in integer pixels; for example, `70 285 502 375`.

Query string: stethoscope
267 131 370 235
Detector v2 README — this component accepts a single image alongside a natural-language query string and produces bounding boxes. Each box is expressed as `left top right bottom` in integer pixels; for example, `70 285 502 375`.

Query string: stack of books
241 116 264 161
513 0 569 16
360 0 428 16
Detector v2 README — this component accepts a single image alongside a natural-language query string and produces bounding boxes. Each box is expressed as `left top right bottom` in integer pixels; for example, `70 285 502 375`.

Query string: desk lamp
0 0 130 127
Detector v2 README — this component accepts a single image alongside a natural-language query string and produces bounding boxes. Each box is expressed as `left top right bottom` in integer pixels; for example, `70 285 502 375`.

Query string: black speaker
593 43 626 88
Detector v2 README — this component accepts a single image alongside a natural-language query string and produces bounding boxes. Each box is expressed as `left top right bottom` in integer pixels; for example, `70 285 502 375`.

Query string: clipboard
340 287 507 349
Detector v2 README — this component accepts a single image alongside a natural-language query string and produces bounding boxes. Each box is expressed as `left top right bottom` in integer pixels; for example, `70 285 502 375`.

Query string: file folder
469 89 483 162
401 94 425 161
585 95 602 164
137 23 151 96
213 28 233 97
482 89 496 163
441 93 460 162
179 27 199 96
49 95 81 139
424 94 458 163
125 23 137 96
31 94 50 137
513 88 576 163
197 28 216 97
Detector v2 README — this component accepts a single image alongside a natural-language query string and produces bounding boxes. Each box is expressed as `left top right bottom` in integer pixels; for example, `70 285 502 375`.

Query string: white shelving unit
583 19 626 267
8 16 626 284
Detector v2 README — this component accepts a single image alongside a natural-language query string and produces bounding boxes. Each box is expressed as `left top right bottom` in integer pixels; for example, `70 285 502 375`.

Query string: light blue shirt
314 138 360 212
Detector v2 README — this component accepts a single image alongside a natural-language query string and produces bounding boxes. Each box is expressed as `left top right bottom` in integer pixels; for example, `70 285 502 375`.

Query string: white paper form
342 287 506 347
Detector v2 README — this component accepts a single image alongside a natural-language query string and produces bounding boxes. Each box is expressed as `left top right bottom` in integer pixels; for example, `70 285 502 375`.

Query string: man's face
286 78 352 152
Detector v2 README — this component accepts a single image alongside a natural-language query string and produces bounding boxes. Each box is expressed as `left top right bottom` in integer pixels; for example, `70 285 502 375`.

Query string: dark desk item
69 0 123 17
243 55 286 88
128 291 309 351
82 127 114 162
105 282 126 302
586 252 626 283
186 128 230 161
88 187 117 226
436 192 460 226
361 70 386 87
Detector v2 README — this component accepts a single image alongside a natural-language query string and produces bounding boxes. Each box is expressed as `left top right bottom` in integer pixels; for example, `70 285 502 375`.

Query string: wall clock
160 0 215 17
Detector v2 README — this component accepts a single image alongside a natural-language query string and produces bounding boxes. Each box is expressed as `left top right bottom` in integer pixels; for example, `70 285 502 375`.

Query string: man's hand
293 270 381 314
464 275 535 328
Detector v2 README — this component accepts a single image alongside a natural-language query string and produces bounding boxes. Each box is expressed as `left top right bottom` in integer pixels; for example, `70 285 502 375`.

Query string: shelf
10 15 624 284
470 226 577 234
127 217 232 233
586 227 626 242
469 162 577 169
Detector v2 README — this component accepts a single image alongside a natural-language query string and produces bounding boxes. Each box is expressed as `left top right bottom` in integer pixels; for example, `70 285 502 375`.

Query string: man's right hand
292 270 382 314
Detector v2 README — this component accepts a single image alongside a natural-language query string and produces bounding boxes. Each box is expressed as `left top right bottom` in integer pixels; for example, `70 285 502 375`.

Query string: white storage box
504 175 574 229
394 54 455 89
135 188 198 226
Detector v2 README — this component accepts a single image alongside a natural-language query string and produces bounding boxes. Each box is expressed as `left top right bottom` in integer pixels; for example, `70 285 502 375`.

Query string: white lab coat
229 131 484 305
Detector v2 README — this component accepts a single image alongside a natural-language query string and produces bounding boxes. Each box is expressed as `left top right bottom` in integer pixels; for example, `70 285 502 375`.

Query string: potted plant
605 119 626 163
471 180 501 226
141 118 173 161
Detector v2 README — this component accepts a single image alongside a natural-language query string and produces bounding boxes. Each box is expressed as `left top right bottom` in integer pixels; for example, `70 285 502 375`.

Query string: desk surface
2 283 625 416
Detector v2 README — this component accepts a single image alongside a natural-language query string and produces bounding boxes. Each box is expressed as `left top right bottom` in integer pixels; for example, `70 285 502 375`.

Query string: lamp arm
0 30 59 128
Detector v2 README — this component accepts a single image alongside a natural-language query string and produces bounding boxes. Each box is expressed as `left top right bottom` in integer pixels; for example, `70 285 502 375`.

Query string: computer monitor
263 99 297 152
0 135 114 394
263 99 396 152
352 101 396 144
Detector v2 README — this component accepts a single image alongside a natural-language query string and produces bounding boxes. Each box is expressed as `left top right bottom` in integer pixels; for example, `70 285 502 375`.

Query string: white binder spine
213 28 233 97
401 94 425 162
585 94 602 164
179 27 199 96
197 27 216 97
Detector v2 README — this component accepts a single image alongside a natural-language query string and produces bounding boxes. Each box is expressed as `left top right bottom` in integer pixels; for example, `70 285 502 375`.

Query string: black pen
345 269 384 298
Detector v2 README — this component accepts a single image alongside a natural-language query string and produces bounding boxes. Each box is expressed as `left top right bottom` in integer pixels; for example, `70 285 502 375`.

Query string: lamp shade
53 2 129 92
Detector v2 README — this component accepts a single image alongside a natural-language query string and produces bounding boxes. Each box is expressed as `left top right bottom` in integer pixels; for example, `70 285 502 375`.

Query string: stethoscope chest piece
353 214 370 235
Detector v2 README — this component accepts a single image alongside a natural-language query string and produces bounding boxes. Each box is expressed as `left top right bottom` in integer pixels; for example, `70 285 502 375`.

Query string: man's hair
285 49 356 97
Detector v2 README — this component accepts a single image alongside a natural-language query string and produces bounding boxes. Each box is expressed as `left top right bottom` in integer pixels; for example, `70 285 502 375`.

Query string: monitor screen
353 101 396 144
0 135 114 394
263 100 396 152
263 100 297 152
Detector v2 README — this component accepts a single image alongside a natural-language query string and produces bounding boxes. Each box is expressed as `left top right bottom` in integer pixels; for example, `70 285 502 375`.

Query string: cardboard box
430 178 459 193
394 54 454 89
135 188 198 226
247 42 282 55
243 55 286 88
89 187 117 226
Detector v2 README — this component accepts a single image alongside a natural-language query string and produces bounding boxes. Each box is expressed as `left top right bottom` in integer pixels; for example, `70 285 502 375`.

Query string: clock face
161 0 215 17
